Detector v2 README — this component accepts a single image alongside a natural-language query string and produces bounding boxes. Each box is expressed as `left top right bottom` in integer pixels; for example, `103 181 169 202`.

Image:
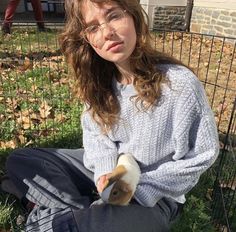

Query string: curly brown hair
59 0 183 131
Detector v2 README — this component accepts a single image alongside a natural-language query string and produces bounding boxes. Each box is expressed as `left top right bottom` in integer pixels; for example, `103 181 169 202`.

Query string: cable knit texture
81 64 219 207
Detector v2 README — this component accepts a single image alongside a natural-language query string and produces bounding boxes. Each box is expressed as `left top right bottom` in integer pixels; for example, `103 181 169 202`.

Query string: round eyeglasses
83 9 127 48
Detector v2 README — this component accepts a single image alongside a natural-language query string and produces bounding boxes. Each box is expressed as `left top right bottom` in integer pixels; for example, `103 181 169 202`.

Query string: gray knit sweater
81 64 219 207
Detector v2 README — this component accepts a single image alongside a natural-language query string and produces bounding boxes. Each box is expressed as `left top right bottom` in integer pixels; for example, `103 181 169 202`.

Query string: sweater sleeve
81 111 118 184
134 75 220 207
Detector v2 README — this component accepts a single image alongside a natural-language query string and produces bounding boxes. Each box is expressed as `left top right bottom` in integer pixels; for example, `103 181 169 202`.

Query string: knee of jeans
6 148 30 170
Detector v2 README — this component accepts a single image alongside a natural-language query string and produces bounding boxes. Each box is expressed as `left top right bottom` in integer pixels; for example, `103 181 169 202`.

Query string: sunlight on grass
0 28 83 150
0 194 25 231
1 28 235 231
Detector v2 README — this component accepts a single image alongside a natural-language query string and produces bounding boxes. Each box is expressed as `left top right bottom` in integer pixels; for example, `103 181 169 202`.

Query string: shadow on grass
0 49 62 61
171 173 217 232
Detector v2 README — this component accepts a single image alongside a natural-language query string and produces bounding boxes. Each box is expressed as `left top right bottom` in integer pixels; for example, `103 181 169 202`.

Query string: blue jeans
6 148 183 232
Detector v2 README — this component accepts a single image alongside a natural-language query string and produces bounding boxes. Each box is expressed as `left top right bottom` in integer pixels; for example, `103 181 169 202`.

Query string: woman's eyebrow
104 7 118 15
85 6 119 26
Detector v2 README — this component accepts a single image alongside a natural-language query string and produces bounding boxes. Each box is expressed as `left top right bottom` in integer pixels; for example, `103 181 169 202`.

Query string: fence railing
154 30 236 132
0 23 235 231
154 30 236 232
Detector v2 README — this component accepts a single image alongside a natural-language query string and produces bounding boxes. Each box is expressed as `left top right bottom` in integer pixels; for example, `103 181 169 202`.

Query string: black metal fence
154 30 236 232
0 23 235 231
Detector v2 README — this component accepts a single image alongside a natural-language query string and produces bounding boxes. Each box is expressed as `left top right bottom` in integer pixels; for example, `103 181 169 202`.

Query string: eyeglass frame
82 9 127 45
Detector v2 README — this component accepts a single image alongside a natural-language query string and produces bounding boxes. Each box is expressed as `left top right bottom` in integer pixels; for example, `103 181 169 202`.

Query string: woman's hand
97 174 111 193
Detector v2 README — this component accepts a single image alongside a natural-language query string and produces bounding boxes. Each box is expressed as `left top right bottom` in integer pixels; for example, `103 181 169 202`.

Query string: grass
0 194 25 232
0 27 83 149
1 27 235 231
0 27 84 231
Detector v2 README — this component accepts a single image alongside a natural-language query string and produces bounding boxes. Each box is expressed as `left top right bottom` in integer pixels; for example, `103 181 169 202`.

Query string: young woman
1 0 219 231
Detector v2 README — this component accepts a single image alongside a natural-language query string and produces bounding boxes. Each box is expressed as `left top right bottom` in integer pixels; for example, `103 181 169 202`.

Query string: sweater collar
112 78 137 97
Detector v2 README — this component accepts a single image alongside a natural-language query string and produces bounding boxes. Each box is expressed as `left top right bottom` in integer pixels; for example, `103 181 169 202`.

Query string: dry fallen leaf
18 57 33 71
217 224 228 232
17 134 26 144
6 97 18 110
206 188 213 201
39 100 53 119
219 178 236 191
217 102 228 114
17 116 31 129
204 62 209 67
21 109 33 117
55 113 67 123
16 214 26 226
0 114 5 123
0 140 17 149
31 84 38 92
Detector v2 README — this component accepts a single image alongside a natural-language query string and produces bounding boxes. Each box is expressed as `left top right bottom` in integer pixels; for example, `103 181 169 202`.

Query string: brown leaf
0 114 5 123
39 100 52 119
31 84 38 92
16 214 26 226
0 140 17 149
204 62 209 67
17 115 31 129
55 113 67 123
17 134 26 144
219 179 236 191
18 57 33 71
59 77 69 84
15 131 33 146
31 112 41 121
217 224 228 232
206 188 213 201
6 97 18 110
21 109 33 117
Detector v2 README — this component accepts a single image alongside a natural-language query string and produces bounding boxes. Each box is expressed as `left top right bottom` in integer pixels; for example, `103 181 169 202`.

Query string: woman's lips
107 42 123 51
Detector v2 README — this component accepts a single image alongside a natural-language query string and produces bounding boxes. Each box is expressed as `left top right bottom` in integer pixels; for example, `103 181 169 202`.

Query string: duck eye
112 190 119 196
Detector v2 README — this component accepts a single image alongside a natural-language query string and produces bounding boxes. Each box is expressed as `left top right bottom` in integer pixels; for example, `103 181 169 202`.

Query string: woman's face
81 0 137 69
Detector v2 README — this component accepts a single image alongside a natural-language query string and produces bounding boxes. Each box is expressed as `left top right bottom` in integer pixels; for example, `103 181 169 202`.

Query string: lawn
0 27 83 231
0 28 83 150
0 27 235 231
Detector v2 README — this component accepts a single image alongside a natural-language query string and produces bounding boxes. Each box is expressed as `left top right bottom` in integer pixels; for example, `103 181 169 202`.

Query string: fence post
183 0 194 31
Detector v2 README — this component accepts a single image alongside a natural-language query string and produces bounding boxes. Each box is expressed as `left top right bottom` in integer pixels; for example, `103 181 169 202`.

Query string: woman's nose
102 24 115 40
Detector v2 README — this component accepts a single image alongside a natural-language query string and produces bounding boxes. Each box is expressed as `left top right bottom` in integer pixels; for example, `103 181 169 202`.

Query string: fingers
97 174 109 193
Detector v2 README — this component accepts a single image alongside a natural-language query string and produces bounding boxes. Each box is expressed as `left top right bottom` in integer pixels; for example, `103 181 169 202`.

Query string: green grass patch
1 27 235 232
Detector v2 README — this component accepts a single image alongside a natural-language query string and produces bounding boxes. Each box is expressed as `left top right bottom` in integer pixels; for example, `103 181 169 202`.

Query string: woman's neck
116 63 134 85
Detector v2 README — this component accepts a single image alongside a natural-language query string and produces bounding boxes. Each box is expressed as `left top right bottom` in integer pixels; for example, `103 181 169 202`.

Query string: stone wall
153 6 186 30
191 7 236 38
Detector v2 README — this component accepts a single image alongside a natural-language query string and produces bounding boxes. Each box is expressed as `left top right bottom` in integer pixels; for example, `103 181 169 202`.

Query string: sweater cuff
134 173 162 207
134 186 161 207
134 184 161 207
94 155 118 184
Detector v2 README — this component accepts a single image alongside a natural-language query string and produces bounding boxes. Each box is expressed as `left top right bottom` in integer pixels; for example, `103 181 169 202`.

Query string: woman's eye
87 25 99 33
107 11 122 21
